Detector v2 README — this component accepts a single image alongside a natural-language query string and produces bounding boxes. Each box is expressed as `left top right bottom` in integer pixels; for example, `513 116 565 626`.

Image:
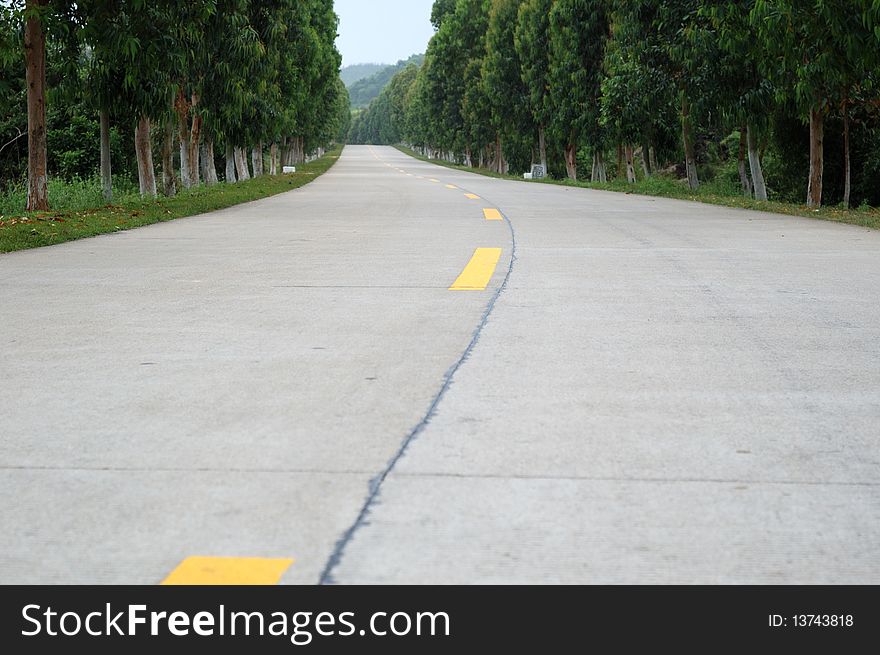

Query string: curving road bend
1 145 878 584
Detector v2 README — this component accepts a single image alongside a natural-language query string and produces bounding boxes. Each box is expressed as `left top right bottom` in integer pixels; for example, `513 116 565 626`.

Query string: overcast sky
335 0 436 66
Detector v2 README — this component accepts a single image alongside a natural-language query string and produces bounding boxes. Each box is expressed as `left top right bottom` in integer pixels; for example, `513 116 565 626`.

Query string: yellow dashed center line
464 193 480 200
429 178 441 183
161 557 294 586
483 208 503 221
450 248 503 291
445 184 458 189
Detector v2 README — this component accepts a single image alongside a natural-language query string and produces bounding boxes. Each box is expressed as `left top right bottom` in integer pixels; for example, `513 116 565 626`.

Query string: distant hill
340 63 387 88
347 54 425 109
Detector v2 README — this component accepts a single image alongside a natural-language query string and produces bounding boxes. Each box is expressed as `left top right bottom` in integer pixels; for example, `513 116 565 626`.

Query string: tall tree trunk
843 105 851 208
161 119 176 197
205 138 220 185
591 152 598 182
648 145 658 173
280 137 290 167
225 143 236 183
99 108 112 201
269 143 277 175
746 123 767 201
177 105 191 189
287 137 297 165
188 98 201 187
564 141 577 180
494 134 503 174
234 146 250 180
807 108 824 207
537 125 547 174
681 95 699 190
199 141 209 183
616 143 623 180
595 150 607 182
625 145 637 183
134 117 157 198
737 127 752 197
639 143 650 177
251 142 263 176
24 0 49 211
199 136 219 185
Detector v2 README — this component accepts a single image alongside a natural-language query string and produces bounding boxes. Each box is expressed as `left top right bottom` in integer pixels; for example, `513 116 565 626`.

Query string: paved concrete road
2 146 878 584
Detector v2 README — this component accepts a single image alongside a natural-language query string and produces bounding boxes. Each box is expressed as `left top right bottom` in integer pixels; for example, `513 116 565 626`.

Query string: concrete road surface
1 145 878 584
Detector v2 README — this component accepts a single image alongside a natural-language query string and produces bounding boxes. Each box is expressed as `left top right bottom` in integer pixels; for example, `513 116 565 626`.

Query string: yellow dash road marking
161 557 294 586
429 178 441 183
450 248 503 291
483 208 503 221
445 184 458 189
464 193 480 200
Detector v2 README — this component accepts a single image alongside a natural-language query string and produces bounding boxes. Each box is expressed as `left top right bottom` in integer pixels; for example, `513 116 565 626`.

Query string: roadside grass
395 146 880 231
0 145 343 253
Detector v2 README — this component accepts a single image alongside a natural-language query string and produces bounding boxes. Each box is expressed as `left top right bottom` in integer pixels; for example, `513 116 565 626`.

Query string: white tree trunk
625 145 637 183
234 146 250 181
100 109 112 201
203 138 218 185
225 143 236 183
161 119 177 197
538 125 547 174
251 142 264 176
596 150 607 182
134 116 157 198
199 141 209 183
177 111 191 189
746 124 768 201
269 143 277 175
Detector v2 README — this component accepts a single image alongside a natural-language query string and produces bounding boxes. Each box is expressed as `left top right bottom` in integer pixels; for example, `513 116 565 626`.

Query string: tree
24 0 49 210
701 1 773 201
751 1 878 206
601 31 662 182
515 0 552 173
484 0 534 174
79 0 121 201
548 0 610 180
101 1 177 198
417 0 491 163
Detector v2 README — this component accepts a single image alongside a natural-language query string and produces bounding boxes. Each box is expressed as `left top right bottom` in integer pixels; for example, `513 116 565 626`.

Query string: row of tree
1 0 349 210
351 0 880 208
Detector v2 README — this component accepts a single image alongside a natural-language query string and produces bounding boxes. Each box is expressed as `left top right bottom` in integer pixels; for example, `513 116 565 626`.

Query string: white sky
334 0 436 66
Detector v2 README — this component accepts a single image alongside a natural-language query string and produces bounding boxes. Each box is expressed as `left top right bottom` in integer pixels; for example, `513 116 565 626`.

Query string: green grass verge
395 145 879 231
0 145 343 253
